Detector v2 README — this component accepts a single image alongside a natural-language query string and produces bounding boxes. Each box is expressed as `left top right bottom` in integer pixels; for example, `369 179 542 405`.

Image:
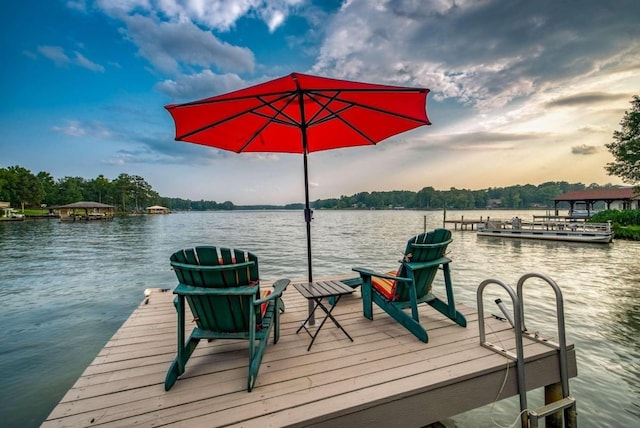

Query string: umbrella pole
303 150 315 325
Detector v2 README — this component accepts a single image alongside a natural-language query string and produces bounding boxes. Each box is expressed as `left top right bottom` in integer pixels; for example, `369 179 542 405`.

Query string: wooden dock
442 216 486 230
43 276 577 427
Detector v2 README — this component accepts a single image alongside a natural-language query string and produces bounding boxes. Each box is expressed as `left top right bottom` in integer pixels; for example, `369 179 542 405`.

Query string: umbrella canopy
165 72 431 283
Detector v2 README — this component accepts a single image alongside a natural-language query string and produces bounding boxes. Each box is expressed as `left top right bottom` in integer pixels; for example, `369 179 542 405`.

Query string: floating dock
43 276 577 427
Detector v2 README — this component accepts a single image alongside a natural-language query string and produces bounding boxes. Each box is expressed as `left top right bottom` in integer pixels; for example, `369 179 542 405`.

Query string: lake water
0 210 638 427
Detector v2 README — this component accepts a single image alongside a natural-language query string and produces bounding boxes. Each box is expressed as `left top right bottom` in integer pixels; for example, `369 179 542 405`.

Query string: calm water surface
0 210 638 427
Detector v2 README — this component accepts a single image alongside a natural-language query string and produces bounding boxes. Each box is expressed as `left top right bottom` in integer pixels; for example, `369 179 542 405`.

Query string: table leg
314 296 353 343
296 298 322 335
296 295 354 351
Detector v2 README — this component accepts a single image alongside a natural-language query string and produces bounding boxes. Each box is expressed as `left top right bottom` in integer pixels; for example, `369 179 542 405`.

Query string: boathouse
553 187 639 216
0 201 12 217
50 201 115 221
146 205 170 214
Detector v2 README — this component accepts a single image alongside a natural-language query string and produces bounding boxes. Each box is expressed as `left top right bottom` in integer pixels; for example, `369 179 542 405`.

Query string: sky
1 0 639 205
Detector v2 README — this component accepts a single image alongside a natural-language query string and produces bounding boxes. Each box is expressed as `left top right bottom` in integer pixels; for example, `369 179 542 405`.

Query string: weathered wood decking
44 276 577 427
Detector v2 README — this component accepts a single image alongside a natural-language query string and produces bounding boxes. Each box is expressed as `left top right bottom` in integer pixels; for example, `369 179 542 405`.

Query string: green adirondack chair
164 246 289 392
353 229 466 343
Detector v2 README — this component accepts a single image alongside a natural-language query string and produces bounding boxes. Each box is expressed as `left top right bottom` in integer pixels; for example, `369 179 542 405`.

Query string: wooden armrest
405 257 451 270
341 277 363 288
254 279 290 306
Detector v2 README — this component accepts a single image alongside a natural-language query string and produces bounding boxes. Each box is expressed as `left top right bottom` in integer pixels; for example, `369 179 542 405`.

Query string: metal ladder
477 272 578 428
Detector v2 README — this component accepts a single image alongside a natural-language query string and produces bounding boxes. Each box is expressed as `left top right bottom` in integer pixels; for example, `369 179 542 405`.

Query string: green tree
7 165 43 210
131 175 153 211
37 171 56 206
56 176 85 204
111 173 157 211
0 167 11 202
113 173 135 211
605 95 640 189
88 174 112 204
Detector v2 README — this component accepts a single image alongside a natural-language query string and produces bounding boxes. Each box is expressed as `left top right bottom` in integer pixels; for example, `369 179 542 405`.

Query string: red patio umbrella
165 72 431 285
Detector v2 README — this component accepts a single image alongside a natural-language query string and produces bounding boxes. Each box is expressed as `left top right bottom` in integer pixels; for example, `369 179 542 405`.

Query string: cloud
96 0 300 32
155 70 247 100
74 52 105 72
38 45 71 66
571 144 598 155
264 9 286 33
36 45 105 72
577 125 610 134
52 120 85 136
546 92 631 108
311 0 640 113
51 120 111 138
119 14 255 74
415 131 545 152
66 0 87 12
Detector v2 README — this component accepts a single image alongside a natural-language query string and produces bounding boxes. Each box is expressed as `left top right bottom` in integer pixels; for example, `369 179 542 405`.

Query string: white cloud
97 0 300 32
38 45 71 66
156 70 247 100
52 120 86 137
157 0 259 31
51 120 111 138
120 14 255 73
74 52 106 72
37 45 106 72
66 0 87 12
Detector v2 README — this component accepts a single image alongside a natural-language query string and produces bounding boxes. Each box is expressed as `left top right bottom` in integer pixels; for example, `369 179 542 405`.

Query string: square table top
293 280 355 299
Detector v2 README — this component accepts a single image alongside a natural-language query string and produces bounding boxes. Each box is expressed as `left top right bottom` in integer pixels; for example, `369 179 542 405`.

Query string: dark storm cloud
571 144 598 155
314 0 640 110
547 92 631 108
412 131 545 152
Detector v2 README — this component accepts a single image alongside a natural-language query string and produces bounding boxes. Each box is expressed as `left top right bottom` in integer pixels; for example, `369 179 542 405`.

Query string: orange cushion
372 271 398 300
259 289 271 316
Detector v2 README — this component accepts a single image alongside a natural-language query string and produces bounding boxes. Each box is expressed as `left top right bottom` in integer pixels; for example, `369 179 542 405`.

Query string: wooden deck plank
43 278 577 427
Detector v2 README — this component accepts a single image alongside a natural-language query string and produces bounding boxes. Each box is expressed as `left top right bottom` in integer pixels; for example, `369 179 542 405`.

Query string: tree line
0 166 241 212
0 165 624 212
311 182 621 210
0 166 158 212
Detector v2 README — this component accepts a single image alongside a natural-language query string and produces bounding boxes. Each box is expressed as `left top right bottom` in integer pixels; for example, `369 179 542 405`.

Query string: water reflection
606 262 640 420
0 210 639 427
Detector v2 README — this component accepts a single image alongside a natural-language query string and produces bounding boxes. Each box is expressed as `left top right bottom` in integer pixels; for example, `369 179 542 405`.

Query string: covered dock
146 205 170 214
553 187 639 216
50 201 115 221
43 277 577 427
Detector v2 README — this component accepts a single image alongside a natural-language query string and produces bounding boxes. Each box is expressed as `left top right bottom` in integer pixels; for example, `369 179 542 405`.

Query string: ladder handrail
477 273 577 427
477 278 528 427
516 272 571 399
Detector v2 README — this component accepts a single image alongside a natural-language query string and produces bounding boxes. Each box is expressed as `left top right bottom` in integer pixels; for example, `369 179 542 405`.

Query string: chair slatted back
170 246 261 333
395 229 452 301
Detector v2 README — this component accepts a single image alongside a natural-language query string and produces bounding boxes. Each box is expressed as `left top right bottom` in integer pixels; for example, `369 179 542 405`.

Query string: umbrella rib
174 89 294 107
251 94 302 127
237 93 301 152
176 92 298 141
298 92 375 144
309 90 429 124
303 91 426 145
